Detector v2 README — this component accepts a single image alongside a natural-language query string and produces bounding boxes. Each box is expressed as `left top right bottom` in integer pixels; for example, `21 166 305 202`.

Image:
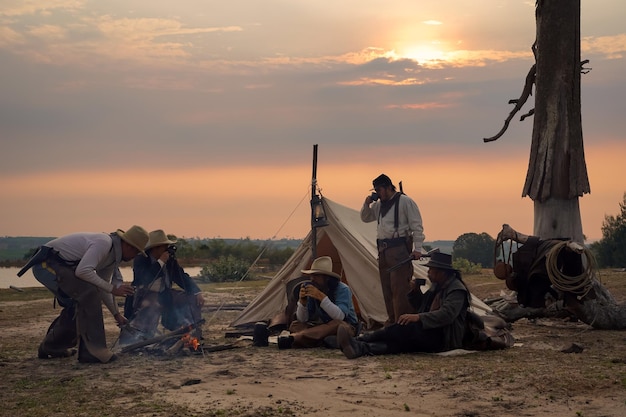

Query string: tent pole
311 144 318 260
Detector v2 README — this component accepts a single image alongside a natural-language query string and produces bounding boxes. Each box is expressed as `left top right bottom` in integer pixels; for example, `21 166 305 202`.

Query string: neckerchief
379 192 400 220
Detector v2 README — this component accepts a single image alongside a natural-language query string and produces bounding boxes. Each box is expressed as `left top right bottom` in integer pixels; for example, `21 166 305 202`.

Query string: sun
400 44 447 64
387 20 453 66
387 38 458 67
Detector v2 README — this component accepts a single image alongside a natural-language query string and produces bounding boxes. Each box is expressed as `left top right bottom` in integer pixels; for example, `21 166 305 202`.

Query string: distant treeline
172 237 301 268
0 237 56 264
0 236 302 268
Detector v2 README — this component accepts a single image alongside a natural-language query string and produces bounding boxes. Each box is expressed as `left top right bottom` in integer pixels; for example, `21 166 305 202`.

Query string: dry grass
1 271 626 417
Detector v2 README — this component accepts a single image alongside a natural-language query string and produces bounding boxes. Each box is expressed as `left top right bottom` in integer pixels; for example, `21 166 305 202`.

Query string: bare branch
580 59 591 74
520 108 535 121
483 64 537 143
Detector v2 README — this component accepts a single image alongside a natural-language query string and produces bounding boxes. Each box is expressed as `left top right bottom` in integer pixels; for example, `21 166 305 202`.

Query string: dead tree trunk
566 281 626 329
524 0 590 243
482 2 625 329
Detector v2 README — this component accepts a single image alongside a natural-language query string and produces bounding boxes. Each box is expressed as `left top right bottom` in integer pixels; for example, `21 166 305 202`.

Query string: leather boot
338 326 390 359
38 343 76 359
356 328 386 343
323 335 339 349
38 306 77 359
337 326 369 359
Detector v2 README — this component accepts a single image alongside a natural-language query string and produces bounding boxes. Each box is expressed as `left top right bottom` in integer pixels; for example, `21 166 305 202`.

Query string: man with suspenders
361 174 425 327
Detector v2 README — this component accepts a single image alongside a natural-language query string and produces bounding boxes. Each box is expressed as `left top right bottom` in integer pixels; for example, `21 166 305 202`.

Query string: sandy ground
2 274 626 417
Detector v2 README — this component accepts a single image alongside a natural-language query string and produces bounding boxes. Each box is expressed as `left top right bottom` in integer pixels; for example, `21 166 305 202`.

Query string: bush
453 232 495 268
199 255 253 282
590 192 626 268
452 258 482 275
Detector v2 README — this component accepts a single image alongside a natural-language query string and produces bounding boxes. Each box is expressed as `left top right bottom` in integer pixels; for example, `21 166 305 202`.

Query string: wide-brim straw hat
116 225 149 256
145 229 177 250
301 256 342 280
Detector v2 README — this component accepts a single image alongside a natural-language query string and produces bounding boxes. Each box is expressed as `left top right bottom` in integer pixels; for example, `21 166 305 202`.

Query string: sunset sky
1 0 625 243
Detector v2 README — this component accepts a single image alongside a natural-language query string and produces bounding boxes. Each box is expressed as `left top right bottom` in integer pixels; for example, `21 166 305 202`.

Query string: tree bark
533 198 583 242
523 0 590 242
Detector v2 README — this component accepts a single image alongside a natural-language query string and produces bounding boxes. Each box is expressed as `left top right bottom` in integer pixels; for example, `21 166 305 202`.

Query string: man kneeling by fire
119 230 205 346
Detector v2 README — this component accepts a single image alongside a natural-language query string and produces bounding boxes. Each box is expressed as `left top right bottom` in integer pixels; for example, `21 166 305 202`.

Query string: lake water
0 266 204 289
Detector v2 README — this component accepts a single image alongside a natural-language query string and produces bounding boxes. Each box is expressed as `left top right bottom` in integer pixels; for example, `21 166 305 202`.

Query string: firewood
165 338 185 356
120 319 205 353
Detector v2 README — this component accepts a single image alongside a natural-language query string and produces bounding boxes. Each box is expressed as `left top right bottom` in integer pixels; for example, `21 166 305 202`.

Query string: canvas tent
231 197 491 329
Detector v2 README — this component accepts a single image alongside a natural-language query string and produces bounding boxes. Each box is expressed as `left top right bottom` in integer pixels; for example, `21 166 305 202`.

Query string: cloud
0 25 24 47
582 34 626 59
1 5 244 67
385 102 455 110
1 0 624 241
28 24 67 40
0 0 83 18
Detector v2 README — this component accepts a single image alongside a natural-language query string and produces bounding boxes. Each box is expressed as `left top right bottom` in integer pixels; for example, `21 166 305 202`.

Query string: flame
181 333 200 351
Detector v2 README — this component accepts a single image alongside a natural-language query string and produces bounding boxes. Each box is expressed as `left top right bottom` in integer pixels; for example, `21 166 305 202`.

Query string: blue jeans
32 263 74 308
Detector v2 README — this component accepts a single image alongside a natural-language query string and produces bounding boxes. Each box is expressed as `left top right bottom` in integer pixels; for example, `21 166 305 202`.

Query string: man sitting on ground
337 252 470 358
278 256 358 349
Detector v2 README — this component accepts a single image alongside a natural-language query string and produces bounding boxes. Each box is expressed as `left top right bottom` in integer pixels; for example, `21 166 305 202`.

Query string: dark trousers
128 289 202 336
378 245 414 326
47 257 115 363
39 305 77 353
161 290 202 332
384 322 445 353
32 263 77 353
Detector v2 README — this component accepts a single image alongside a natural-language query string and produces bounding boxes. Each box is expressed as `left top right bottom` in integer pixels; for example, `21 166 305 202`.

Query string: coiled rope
545 241 596 299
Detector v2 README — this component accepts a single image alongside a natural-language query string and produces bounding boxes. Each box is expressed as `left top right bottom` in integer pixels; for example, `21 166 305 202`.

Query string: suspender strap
394 194 400 231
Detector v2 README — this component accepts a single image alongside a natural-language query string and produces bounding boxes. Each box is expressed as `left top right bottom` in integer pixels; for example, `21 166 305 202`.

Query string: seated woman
278 256 358 349
337 252 470 358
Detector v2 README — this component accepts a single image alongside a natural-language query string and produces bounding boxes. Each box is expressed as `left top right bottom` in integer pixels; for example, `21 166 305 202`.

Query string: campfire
117 319 238 357
182 333 200 351
164 332 202 356
118 320 206 356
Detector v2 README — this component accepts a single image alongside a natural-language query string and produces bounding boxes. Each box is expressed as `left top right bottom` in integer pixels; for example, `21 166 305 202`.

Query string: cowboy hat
116 225 149 256
423 252 456 271
145 229 177 250
301 256 341 280
372 173 393 189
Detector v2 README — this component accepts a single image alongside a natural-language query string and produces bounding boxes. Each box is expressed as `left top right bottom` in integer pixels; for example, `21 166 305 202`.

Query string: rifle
386 247 440 273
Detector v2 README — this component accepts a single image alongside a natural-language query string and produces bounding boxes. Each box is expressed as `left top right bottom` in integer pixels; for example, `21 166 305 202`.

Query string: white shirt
45 232 122 315
361 193 425 253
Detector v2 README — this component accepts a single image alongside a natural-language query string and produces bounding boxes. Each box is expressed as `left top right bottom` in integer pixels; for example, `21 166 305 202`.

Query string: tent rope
202 188 310 329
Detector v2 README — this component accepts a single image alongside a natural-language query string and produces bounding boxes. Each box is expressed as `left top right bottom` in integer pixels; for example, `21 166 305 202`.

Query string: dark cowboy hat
424 252 456 270
372 174 393 189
